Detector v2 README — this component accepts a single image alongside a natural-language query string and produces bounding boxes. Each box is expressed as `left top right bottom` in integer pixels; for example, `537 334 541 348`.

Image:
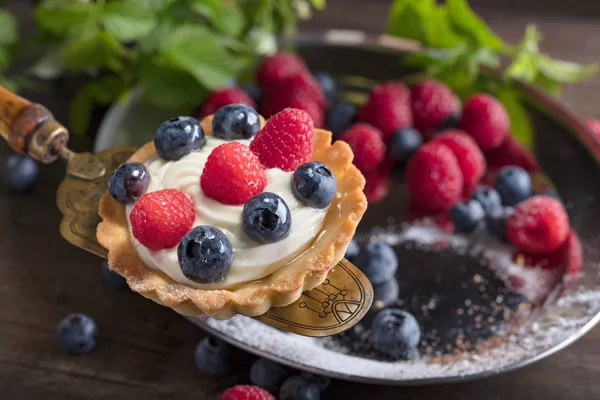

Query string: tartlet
97 114 367 319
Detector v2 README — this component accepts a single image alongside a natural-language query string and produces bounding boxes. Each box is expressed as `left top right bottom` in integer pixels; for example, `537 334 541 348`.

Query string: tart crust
97 117 367 319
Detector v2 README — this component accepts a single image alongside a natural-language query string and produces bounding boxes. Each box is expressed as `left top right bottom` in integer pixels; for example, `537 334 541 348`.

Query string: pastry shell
97 116 367 319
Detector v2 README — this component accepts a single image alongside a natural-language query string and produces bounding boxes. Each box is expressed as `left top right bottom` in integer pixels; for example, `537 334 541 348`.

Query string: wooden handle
0 86 69 163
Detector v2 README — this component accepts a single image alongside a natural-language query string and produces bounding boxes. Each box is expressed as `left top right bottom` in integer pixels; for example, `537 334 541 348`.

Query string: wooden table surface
1 1 600 399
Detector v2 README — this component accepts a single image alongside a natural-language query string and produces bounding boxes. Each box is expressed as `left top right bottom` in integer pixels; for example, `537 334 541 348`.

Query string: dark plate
95 30 600 385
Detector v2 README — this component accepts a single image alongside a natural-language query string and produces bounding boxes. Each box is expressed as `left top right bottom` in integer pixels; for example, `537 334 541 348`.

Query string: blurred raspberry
357 82 412 139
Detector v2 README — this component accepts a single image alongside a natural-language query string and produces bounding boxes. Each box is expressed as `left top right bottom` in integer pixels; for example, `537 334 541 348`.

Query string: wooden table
1 1 599 399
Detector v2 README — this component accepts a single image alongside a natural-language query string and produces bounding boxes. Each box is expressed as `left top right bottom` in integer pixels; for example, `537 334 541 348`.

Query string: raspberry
563 230 583 283
460 94 509 150
357 82 412 139
219 385 275 400
407 199 454 233
432 129 485 193
586 118 600 138
289 97 324 128
338 123 385 173
250 108 314 171
405 142 463 211
201 142 267 205
257 52 308 89
199 88 256 118
506 195 570 254
261 73 326 117
485 136 540 173
411 79 460 137
130 189 195 250
363 170 390 203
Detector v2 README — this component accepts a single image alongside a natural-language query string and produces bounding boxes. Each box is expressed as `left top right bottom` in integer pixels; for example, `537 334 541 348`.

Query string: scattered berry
486 206 514 242
250 108 314 172
586 118 600 138
289 97 324 128
195 337 241 376
389 127 423 164
405 142 463 211
243 193 292 243
313 71 338 104
432 130 486 192
102 260 127 288
411 79 460 137
494 166 533 206
257 52 308 89
437 113 461 132
484 135 540 173
200 87 256 117
460 94 509 150
201 142 267 205
357 82 412 139
241 83 262 104
563 230 583 283
354 239 398 285
250 358 292 394
155 116 205 161
130 189 195 250
363 170 390 203
327 102 356 136
450 199 485 234
213 104 261 140
279 376 320 400
0 155 39 193
471 186 502 215
370 277 399 314
345 239 360 261
371 308 421 360
292 162 336 208
300 372 331 392
178 226 233 283
338 123 385 173
261 73 326 116
219 385 275 400
108 162 150 204
57 313 98 354
507 195 570 254
407 199 454 233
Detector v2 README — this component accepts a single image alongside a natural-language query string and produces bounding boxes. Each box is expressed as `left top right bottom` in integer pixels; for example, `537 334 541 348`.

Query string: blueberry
250 358 292 393
486 206 514 242
291 162 336 209
102 260 127 288
389 127 423 163
243 193 291 243
470 186 502 215
370 277 399 314
241 83 262 104
177 226 233 284
327 102 356 135
195 336 239 376
313 71 338 104
354 240 398 285
300 372 331 392
57 313 98 354
494 166 533 206
371 308 421 360
108 162 150 204
154 116 205 161
279 375 320 400
345 239 360 261
437 112 461 132
450 200 485 234
212 104 261 140
0 155 39 193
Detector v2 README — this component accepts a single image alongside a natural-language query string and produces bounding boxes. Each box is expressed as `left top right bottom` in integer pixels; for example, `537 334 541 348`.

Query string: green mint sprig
387 0 597 148
0 9 18 91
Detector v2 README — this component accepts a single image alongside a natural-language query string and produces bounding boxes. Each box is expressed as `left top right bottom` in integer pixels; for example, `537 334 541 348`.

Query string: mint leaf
102 0 157 42
30 49 65 79
63 29 125 72
161 25 234 89
537 56 598 84
446 0 503 50
497 86 533 149
0 74 17 92
35 1 99 36
534 73 561 96
309 0 326 10
0 48 11 71
0 10 17 46
138 0 177 12
504 52 538 82
191 0 245 37
139 56 206 109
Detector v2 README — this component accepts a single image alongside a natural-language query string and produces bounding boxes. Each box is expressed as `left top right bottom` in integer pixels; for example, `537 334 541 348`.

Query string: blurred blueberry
300 372 331 392
241 83 262 104
327 102 356 136
354 240 398 285
279 375 320 400
437 113 461 132
57 313 98 354
471 186 502 215
250 358 292 393
451 200 486 234
389 127 423 164
494 166 532 206
0 155 39 193
372 308 420 360
195 336 240 376
313 71 338 104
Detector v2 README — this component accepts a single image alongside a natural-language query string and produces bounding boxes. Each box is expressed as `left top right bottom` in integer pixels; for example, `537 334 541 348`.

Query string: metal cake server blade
0 86 373 337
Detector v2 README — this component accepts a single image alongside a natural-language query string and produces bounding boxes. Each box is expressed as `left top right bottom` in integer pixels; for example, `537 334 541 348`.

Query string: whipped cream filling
125 136 328 289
